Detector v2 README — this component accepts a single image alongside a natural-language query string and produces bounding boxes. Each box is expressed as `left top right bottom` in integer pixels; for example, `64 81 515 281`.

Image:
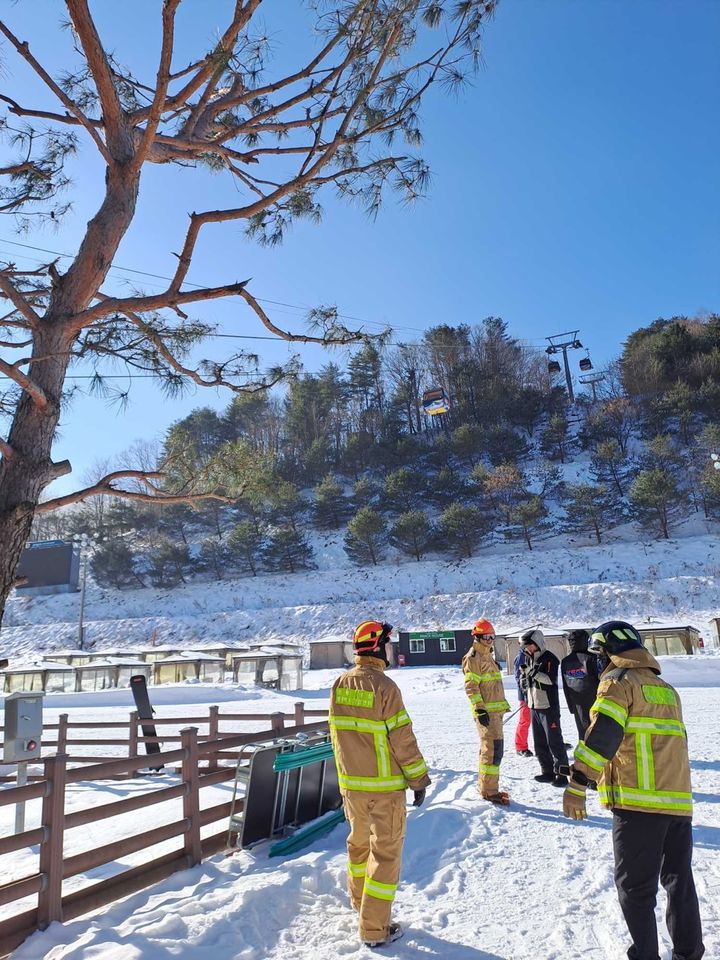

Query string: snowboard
130 674 164 770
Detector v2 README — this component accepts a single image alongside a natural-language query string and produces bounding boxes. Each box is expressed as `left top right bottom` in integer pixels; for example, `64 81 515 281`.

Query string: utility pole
545 331 584 403
76 535 89 649
579 371 606 402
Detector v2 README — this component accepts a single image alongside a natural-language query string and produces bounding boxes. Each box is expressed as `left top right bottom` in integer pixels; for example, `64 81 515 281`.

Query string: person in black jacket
518 628 569 787
560 629 600 740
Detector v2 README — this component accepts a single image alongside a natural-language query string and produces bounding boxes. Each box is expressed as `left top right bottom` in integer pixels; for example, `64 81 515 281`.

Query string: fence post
271 712 285 734
207 706 219 773
181 728 202 867
128 710 139 766
294 702 305 728
57 714 68 754
37 754 67 929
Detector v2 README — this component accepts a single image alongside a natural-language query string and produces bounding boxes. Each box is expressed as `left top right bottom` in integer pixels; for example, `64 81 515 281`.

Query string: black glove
475 708 490 727
412 788 426 807
519 675 529 691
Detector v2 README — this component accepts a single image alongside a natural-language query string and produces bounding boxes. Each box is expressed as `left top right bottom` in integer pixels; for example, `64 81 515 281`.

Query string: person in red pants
514 647 533 757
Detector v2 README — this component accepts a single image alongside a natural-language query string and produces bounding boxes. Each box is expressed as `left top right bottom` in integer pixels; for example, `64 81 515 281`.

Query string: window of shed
409 639 425 654
439 638 456 652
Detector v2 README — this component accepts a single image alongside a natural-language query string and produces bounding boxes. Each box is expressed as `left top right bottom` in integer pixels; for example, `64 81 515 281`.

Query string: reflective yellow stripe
385 709 411 731
599 785 692 812
479 763 499 775
465 671 502 683
575 741 608 772
468 693 484 705
591 697 628 727
338 773 406 791
363 877 397 902
626 717 686 736
635 732 655 792
401 758 428 779
567 786 586 798
348 860 367 877
329 715 386 733
375 731 391 779
484 700 510 712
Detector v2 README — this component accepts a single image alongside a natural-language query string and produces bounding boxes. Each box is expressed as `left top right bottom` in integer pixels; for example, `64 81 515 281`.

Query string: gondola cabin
579 356 593 372
422 387 450 416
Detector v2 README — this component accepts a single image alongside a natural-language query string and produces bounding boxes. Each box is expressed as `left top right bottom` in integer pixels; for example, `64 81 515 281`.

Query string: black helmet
589 620 643 655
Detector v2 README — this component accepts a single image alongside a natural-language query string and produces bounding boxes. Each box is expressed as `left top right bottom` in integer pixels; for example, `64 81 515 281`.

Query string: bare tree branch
0 274 42 330
0 354 47 407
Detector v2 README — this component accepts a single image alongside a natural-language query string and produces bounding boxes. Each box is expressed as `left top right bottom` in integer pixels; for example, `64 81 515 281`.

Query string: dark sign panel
15 541 80 593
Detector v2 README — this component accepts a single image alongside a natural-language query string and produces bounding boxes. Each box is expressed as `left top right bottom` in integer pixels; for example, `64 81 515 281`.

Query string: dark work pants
612 810 704 960
571 703 592 740
531 709 568 774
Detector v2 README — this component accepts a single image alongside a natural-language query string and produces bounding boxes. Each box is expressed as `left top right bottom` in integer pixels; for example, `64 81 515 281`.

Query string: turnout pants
475 714 504 796
612 810 704 960
515 701 531 752
343 790 407 943
531 708 568 775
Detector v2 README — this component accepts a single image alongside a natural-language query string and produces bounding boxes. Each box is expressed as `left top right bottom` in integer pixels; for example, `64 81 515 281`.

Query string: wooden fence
0 707 330 957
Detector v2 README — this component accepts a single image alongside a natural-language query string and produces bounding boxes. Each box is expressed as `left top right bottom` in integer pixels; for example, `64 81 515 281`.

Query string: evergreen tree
563 483 616 544
541 412 571 463
629 468 682 539
353 477 380 509
157 503 196 545
262 525 314 573
484 464 526 524
389 510 434 561
268 481 306 533
451 423 484 466
312 475 351 529
509 496 548 551
590 440 632 499
147 541 193 588
197 537 228 580
485 427 529 466
383 467 426 512
227 521 265 576
344 508 387 566
91 541 145 589
437 503 491 558
427 466 469 507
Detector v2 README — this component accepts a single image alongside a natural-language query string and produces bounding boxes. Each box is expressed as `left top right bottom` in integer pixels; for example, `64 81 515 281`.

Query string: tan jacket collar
472 639 494 656
354 654 386 672
609 646 661 674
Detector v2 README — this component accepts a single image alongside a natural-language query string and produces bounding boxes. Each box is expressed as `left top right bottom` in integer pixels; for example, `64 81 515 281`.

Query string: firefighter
462 618 511 804
562 620 704 960
518 628 569 786
330 619 430 949
560 628 601 740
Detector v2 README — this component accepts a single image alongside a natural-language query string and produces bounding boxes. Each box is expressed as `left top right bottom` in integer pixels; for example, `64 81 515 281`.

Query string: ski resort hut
1 660 76 694
74 657 150 692
231 648 303 691
45 649 95 666
141 645 185 663
198 645 248 669
151 651 224 685
396 629 472 667
636 621 701 656
86 647 145 662
309 638 353 669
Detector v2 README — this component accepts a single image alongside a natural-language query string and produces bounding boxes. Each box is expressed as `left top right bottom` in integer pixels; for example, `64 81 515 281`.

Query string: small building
14 540 80 597
86 647 145 662
151 651 225 685
141 645 185 664
197 645 249 670
231 650 303 691
1 661 76 694
396 629 473 667
636 621 701 657
309 638 353 670
74 658 150 692
45 650 95 667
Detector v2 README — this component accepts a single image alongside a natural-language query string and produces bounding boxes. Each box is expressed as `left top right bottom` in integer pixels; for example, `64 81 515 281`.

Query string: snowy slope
2 531 718 660
4 658 720 960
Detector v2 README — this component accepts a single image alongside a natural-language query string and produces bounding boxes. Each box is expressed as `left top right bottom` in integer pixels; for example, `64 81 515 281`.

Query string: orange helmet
353 619 392 654
471 618 495 638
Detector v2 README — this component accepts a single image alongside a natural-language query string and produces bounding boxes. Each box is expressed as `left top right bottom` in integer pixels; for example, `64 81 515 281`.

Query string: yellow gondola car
422 387 450 416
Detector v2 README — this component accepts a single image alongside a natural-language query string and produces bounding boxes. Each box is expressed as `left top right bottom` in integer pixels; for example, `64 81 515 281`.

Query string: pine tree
262 525 315 573
197 537 228 580
629 468 682 539
389 510 434 561
451 423 484 466
312 475 351 529
484 464 526 524
91 541 145 589
437 503 491 558
509 496 548 550
563 483 616 544
353 477 380 509
383 467 426 512
268 482 307 533
590 440 632 499
428 466 469 507
147 542 193 588
227 521 265 576
541 412 571 463
344 508 387 566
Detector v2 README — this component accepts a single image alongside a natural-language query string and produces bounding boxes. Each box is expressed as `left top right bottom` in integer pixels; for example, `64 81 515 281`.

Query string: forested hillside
31 314 720 589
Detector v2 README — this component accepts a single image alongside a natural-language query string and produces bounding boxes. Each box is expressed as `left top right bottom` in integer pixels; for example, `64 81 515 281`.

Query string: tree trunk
0 163 140 625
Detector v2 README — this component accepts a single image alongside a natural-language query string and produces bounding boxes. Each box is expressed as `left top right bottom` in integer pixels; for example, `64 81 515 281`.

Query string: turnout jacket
462 640 510 716
573 647 692 817
330 656 430 793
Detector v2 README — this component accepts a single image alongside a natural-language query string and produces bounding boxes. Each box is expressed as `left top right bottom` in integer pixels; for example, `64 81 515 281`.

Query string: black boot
534 772 555 783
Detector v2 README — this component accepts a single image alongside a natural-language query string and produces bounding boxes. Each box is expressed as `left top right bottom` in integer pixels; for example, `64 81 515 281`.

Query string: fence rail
0 710 330 957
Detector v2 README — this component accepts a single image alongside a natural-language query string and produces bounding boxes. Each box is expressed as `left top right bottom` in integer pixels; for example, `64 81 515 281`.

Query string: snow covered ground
4 657 720 960
2 530 719 660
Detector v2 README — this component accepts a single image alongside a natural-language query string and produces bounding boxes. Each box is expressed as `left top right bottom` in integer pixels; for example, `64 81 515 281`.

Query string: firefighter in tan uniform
462 618 511 804
330 619 430 949
562 620 704 960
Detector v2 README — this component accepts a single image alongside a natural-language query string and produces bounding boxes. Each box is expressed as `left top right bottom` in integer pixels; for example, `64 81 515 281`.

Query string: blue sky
1 0 719 494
